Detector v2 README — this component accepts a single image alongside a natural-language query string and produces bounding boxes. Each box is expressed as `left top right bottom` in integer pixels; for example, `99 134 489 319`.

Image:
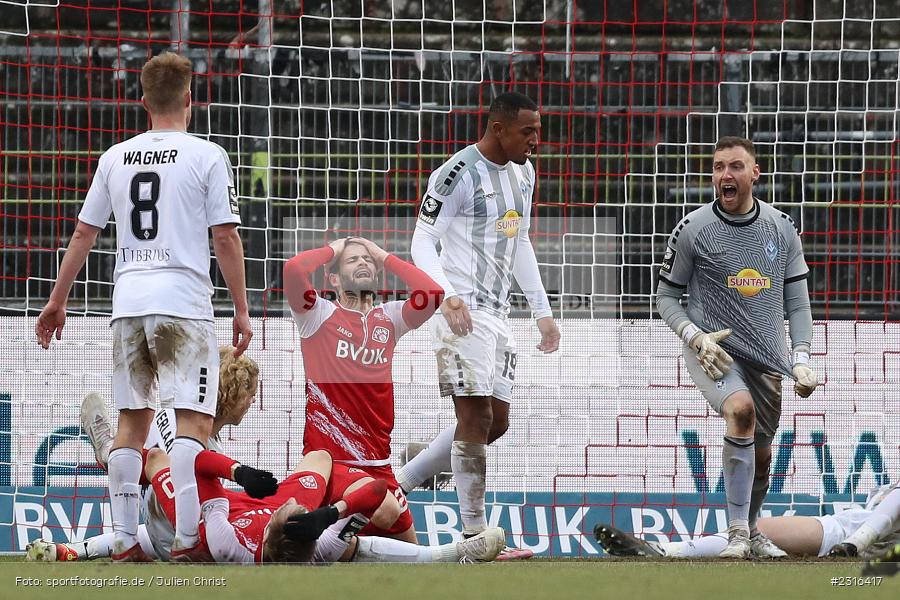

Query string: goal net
0 0 898 556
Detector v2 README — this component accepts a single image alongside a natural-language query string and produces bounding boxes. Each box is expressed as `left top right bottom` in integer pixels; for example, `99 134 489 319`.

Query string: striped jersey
415 144 536 316
659 199 809 376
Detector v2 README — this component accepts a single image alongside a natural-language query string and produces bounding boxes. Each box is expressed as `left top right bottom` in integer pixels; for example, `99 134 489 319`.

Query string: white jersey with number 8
78 130 241 322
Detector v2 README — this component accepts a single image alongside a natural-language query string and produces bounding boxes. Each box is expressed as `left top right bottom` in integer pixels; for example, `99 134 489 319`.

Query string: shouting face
712 145 760 214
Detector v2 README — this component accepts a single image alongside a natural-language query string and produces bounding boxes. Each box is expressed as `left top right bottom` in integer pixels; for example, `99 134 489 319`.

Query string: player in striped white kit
655 136 819 558
401 92 560 558
34 52 252 562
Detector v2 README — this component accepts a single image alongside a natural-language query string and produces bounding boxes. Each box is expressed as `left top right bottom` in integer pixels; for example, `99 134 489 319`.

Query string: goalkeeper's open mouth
720 183 738 200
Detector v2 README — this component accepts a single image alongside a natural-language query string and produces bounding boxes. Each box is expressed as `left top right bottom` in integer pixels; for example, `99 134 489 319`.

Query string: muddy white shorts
111 315 218 416
429 310 517 403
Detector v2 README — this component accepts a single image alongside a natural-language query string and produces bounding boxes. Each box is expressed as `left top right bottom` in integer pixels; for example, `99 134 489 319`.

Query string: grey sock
722 435 755 530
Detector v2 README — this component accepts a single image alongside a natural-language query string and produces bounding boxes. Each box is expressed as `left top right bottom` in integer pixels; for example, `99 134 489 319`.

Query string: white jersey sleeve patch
206 145 241 227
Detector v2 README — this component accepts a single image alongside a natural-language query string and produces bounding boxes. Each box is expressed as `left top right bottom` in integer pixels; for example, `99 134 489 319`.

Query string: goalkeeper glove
792 351 818 398
233 465 279 499
681 324 734 380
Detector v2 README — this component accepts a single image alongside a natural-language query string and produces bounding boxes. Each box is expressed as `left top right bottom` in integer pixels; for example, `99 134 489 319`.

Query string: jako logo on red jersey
335 339 387 364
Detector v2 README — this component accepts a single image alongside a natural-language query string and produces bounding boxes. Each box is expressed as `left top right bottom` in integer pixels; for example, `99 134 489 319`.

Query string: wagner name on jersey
415 144 537 316
659 199 809 376
77 130 241 321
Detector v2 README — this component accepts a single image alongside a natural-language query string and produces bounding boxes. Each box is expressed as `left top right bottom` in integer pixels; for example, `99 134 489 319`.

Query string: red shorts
326 463 412 536
269 471 328 511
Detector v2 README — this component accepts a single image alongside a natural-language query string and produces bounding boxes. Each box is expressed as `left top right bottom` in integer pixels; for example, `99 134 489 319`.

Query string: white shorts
814 508 872 557
111 315 218 416
429 310 517 403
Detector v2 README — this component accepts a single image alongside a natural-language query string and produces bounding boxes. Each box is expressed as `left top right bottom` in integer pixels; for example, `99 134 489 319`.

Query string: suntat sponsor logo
495 209 522 238
726 268 771 297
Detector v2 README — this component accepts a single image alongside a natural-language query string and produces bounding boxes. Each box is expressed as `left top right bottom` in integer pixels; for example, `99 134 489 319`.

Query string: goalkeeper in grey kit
655 136 819 559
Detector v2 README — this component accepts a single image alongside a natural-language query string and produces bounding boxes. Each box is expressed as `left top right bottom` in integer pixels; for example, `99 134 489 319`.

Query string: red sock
194 450 238 480
341 479 388 518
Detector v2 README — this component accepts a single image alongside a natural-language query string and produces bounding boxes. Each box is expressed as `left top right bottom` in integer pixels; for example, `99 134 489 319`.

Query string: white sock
353 536 446 563
397 425 455 493
108 447 143 548
451 440 487 535
136 524 159 560
170 436 204 547
660 534 729 558
84 532 115 559
846 487 900 551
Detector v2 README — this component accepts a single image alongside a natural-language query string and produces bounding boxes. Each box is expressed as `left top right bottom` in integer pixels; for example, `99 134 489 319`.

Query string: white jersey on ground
78 130 241 322
415 144 536 316
143 408 224 454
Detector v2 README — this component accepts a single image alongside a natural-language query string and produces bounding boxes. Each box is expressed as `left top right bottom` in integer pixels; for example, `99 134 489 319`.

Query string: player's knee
144 447 167 478
460 403 493 432
487 418 508 443
301 449 333 476
370 493 402 530
724 396 755 432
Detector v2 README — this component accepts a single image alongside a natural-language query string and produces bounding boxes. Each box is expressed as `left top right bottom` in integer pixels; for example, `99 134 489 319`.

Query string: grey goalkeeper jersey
659 199 809 376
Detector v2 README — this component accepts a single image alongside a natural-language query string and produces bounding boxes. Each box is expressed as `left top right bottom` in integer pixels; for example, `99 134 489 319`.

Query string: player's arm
195 449 278 499
211 224 252 356
35 221 102 348
283 244 337 314
411 174 472 335
357 237 444 329
511 217 558 353
36 154 111 348
207 148 252 356
655 222 733 380
783 219 817 396
200 498 256 564
388 254 445 329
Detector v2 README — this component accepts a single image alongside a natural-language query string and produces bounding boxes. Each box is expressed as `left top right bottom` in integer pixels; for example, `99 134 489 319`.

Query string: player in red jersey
283 237 444 542
190 450 505 564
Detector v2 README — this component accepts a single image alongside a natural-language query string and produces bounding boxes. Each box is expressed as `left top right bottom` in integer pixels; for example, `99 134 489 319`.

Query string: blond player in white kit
34 53 252 562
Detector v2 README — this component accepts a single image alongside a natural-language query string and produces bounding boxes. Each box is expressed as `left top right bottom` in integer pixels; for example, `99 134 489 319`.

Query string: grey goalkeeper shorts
683 344 783 444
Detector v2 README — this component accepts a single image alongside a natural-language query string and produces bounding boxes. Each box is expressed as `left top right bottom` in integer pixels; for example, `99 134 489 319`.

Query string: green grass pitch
0 557 895 600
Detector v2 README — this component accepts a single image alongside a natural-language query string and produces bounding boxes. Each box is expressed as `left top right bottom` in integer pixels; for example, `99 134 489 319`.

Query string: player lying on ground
594 482 900 560
827 483 900 558
25 347 258 562
284 235 443 544
195 449 506 564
